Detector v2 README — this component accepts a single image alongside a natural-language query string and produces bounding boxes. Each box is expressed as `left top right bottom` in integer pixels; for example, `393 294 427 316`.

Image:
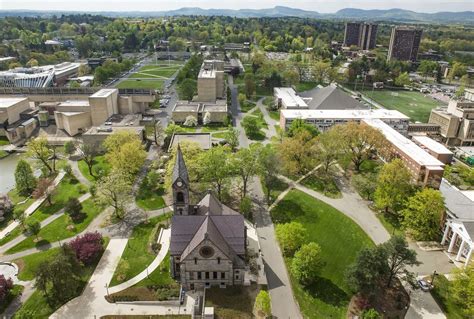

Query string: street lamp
431 270 438 286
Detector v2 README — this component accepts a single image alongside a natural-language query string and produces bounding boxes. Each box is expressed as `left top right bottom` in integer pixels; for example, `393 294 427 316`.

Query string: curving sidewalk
108 228 171 294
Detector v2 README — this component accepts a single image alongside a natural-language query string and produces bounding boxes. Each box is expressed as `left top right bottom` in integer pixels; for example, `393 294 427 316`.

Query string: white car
417 279 431 292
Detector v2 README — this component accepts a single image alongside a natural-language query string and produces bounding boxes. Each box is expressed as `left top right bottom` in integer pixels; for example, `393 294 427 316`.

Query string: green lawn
201 125 230 133
110 214 171 286
78 155 110 182
430 275 465 319
260 177 289 204
136 172 166 211
0 136 9 145
116 79 164 90
14 247 61 281
129 66 179 79
240 101 256 113
0 189 34 232
0 150 8 158
362 90 443 123
212 131 229 139
6 199 105 254
301 172 342 198
242 110 268 141
271 190 374 318
0 176 87 247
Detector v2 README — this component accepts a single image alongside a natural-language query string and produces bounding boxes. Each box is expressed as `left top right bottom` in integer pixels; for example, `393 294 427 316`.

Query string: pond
0 153 22 194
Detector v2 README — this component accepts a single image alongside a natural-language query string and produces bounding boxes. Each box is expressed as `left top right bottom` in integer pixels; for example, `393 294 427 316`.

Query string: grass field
301 172 342 199
78 155 110 182
362 90 443 123
110 214 171 286
0 189 34 232
271 190 374 318
136 171 166 211
6 199 105 254
116 63 182 90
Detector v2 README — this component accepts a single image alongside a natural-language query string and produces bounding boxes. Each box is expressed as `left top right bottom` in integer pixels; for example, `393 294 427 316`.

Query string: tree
450 263 474 317
233 145 261 198
311 60 332 83
314 128 343 174
279 131 317 176
0 275 13 303
332 122 386 172
223 127 239 151
238 93 247 108
401 189 445 241
374 159 413 215
63 141 76 156
151 118 164 146
26 58 39 67
164 123 185 137
27 220 41 241
179 78 197 100
35 246 82 304
183 115 198 127
33 177 54 205
258 145 281 203
103 130 139 152
198 146 234 200
448 62 467 82
203 111 211 125
395 72 410 87
68 232 104 265
275 222 307 256
65 197 83 222
352 173 377 201
27 137 53 174
13 210 26 231
15 159 37 196
254 290 271 318
381 235 419 287
241 116 260 138
106 137 147 179
291 242 323 285
361 308 381 319
417 60 437 80
286 118 319 138
96 171 132 219
240 196 252 219
79 143 99 178
244 73 256 99
78 64 91 76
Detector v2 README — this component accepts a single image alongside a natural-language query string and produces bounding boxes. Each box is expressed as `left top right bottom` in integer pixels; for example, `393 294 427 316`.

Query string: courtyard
115 62 184 90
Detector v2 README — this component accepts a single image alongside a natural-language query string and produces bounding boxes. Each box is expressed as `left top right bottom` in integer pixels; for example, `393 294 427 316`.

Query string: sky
1 0 473 13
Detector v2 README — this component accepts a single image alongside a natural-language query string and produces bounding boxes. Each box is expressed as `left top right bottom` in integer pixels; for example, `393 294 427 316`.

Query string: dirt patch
205 284 262 319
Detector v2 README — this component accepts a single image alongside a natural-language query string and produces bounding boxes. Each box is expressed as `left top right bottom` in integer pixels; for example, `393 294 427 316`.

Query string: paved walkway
51 238 193 318
250 176 302 319
0 172 66 241
108 228 170 294
69 159 92 187
256 97 278 144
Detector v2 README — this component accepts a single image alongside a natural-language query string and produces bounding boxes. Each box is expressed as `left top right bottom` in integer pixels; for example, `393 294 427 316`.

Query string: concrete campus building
387 26 423 62
172 60 228 124
343 22 378 50
429 88 474 146
170 146 247 290
0 97 38 144
440 179 474 266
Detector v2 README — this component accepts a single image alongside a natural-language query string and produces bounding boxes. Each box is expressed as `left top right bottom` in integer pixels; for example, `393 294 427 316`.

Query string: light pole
105 283 109 297
431 270 438 286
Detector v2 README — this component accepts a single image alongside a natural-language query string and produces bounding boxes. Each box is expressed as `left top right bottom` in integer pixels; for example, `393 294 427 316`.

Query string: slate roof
172 145 189 185
196 192 240 216
170 214 245 257
440 179 474 221
299 85 368 110
464 221 474 240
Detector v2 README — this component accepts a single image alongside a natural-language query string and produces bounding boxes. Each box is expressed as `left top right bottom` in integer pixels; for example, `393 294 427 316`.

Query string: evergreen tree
15 159 37 196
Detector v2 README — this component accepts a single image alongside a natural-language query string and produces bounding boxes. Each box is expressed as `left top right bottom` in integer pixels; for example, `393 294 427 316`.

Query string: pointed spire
172 144 189 185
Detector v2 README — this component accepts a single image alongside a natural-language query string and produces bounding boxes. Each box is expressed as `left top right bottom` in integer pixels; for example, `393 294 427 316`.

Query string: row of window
188 271 226 280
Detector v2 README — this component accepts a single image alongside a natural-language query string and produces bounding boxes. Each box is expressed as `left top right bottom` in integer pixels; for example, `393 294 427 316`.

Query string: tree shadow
270 198 307 224
305 276 349 307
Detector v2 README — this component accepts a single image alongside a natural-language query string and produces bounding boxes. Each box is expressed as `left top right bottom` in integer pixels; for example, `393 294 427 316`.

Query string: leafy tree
164 123 185 137
417 60 438 79
33 177 54 205
96 171 132 219
275 222 307 256
65 197 83 222
361 308 381 319
0 274 13 303
27 220 41 240
352 173 377 201
223 127 240 151
68 232 104 265
381 235 419 287
244 73 256 98
450 263 474 317
203 111 211 125
179 78 197 100
27 137 54 174
238 93 247 108
332 122 386 172
63 141 76 156
35 246 82 304
291 242 323 285
13 210 26 231
401 189 445 241
103 130 139 152
183 115 198 127
286 118 319 138
14 159 37 196
198 146 234 200
79 143 99 178
374 159 413 215
448 62 467 82
78 64 91 76
279 131 317 176
314 128 343 174
233 144 261 197
241 116 260 139
258 145 281 203
254 290 271 318
394 72 410 87
106 136 146 179
239 196 252 219
26 58 39 67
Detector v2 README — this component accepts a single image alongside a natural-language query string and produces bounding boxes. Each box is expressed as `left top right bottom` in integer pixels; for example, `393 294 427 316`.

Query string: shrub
68 232 104 265
0 275 13 303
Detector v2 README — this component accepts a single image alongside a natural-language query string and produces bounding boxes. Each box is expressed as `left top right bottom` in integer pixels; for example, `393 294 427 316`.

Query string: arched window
177 192 184 203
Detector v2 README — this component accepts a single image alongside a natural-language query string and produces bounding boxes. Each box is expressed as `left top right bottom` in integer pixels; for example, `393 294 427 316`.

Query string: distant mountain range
1 6 473 24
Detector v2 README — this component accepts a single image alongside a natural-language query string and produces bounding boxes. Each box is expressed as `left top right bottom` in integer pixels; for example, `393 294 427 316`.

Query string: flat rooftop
274 87 308 108
83 125 145 136
0 97 28 109
281 108 409 120
90 88 117 98
364 119 445 168
198 68 216 79
173 102 200 112
169 133 212 151
412 136 453 155
202 101 227 112
58 100 90 107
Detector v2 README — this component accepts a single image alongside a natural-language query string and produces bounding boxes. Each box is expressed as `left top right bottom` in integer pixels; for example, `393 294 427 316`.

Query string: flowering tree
68 232 104 265
184 115 198 127
0 274 13 303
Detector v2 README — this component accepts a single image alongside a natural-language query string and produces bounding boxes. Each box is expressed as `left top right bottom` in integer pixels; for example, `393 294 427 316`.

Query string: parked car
417 279 431 292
